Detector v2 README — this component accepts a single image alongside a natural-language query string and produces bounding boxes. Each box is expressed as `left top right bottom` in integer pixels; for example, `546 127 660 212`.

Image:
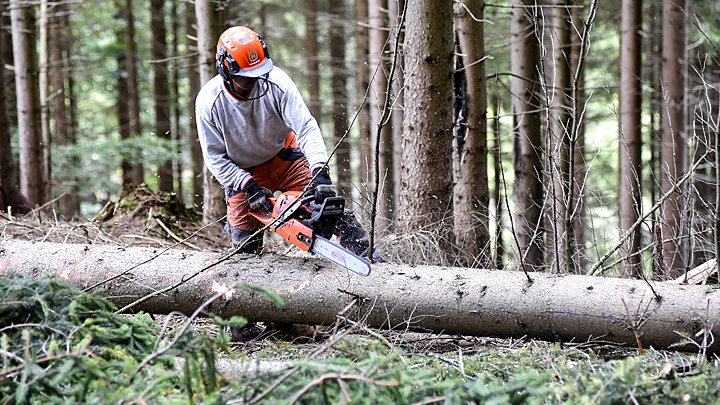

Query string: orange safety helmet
216 26 273 80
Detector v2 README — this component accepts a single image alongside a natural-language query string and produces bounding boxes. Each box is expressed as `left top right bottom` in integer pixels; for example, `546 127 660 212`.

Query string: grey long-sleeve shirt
195 67 328 191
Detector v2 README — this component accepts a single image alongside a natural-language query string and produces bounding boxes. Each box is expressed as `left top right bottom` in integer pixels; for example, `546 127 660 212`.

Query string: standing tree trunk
660 0 688 279
170 0 182 199
511 0 544 272
11 0 46 207
117 0 133 188
196 0 225 224
492 94 504 269
355 0 372 200
126 0 144 185
546 2 573 273
151 0 173 193
329 0 351 198
51 2 79 218
186 4 203 208
39 0 52 203
453 0 490 268
389 0 404 203
400 0 454 260
305 0 321 121
570 2 587 273
0 0 33 215
369 0 394 230
618 0 643 278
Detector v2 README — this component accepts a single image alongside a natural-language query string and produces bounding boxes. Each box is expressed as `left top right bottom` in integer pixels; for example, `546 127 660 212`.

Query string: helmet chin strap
226 74 270 101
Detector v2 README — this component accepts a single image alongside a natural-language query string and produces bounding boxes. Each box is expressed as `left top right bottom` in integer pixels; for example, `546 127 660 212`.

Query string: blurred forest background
2 0 720 279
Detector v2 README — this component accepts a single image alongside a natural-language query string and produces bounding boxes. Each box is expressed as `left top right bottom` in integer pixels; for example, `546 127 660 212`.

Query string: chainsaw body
249 191 371 277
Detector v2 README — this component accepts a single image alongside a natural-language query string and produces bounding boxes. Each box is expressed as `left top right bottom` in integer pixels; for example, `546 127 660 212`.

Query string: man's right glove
311 166 336 204
242 179 274 211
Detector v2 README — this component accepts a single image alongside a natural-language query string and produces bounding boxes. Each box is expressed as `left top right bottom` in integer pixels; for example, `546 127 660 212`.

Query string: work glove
311 166 336 204
242 179 274 211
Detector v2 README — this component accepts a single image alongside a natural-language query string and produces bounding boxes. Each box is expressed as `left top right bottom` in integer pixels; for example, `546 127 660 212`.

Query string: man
195 26 380 278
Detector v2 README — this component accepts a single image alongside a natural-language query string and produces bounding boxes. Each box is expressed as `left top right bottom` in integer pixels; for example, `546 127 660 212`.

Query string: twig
589 153 709 276
154 218 200 250
20 193 67 221
621 298 644 355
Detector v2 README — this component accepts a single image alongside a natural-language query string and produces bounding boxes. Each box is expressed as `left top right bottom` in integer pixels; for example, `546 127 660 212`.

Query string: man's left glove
311 166 336 204
242 179 274 211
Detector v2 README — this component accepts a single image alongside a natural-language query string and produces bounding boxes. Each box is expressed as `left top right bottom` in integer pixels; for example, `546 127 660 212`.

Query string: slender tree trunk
492 94 504 269
453 0 490 268
171 0 182 198
117 0 133 188
369 0 394 230
126 0 144 185
0 0 33 215
660 0 688 279
570 2 587 273
618 0 643 278
151 0 173 192
389 0 404 203
305 0 321 121
400 0 454 259
186 4 203 209
6 240 720 356
11 0 46 207
196 0 225 224
511 0 544 272
355 0 372 200
330 0 351 198
39 0 52 203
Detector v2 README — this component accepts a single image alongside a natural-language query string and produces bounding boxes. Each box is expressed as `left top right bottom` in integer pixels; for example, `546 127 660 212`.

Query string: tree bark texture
186 4 204 207
618 0 643 279
369 0 394 230
511 0 544 271
660 0 688 279
329 0 351 199
305 0 321 121
570 3 587 273
151 0 173 193
355 0 372 200
195 0 225 224
1 240 719 355
400 0 454 254
124 0 144 186
11 0 46 206
453 0 490 268
547 2 573 273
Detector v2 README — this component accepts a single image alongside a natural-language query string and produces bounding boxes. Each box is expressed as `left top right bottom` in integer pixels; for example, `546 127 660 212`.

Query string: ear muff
258 35 270 60
216 46 232 82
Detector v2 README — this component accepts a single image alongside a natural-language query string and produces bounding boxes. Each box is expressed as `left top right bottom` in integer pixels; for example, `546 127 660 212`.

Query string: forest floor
2 187 718 403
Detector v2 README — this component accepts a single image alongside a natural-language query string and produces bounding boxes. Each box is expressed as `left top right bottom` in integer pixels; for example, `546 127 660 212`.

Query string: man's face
232 76 258 98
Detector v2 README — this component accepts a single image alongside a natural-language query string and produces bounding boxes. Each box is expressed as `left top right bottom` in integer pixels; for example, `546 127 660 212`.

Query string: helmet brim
234 58 274 78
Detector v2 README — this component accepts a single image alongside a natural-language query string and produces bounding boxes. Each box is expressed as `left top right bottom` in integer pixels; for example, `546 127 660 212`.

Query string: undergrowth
1 274 718 404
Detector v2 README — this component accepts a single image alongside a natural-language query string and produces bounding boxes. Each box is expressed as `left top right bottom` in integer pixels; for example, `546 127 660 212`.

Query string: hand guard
242 179 274 211
311 166 336 204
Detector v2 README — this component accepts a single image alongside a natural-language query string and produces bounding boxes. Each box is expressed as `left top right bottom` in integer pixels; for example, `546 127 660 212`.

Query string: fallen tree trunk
1 240 718 354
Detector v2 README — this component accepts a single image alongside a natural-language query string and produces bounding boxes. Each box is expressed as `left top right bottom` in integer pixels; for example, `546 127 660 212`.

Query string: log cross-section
1 240 718 354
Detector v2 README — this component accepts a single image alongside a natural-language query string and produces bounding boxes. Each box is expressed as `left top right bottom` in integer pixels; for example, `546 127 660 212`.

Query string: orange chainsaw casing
249 191 314 251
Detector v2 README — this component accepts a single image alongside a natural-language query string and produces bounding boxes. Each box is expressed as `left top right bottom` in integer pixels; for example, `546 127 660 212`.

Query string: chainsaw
249 191 371 277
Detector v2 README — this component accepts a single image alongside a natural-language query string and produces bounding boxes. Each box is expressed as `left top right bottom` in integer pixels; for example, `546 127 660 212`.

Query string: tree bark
355 0 372 199
2 240 719 355
660 0 688 279
126 0 144 185
511 0 544 272
618 0 643 278
400 0 455 260
195 0 225 224
11 0 46 206
305 0 321 121
329 0 351 198
453 0 490 268
186 4 203 208
151 0 173 193
369 0 394 230
117 0 133 188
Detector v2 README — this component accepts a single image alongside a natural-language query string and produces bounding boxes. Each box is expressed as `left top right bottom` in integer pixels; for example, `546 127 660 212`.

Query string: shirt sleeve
278 79 329 171
196 103 252 191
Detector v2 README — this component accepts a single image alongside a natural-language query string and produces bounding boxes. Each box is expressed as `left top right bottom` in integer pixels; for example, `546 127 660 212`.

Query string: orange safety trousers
225 132 312 233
